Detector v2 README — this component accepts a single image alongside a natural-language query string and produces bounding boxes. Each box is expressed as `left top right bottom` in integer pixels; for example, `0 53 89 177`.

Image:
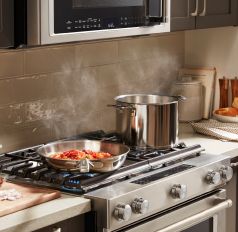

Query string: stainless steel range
0 131 234 232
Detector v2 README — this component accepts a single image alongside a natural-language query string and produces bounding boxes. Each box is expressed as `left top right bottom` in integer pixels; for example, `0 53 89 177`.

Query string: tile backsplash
0 32 184 152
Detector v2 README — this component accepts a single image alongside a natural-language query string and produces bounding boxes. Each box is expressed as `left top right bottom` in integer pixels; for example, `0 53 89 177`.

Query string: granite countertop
0 123 238 232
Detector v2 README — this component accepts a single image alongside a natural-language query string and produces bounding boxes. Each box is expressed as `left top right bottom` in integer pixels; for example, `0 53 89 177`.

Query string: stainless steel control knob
171 184 187 199
114 204 132 221
220 166 233 181
131 197 149 214
206 171 221 184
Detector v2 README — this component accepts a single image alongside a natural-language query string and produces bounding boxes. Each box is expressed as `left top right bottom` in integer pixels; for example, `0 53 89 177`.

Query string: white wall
185 26 238 108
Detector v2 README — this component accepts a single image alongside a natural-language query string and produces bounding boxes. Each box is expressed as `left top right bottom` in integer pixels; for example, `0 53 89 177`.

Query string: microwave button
66 20 72 25
66 26 72 30
108 23 114 28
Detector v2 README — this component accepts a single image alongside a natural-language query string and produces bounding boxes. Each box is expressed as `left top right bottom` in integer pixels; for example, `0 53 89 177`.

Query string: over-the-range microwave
14 0 170 47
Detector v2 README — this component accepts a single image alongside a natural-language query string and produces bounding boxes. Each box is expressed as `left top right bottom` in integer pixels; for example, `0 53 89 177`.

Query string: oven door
28 0 170 46
118 189 231 232
0 0 14 48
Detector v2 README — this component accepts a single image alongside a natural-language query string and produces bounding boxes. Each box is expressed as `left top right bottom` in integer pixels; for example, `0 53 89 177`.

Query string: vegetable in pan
51 149 112 160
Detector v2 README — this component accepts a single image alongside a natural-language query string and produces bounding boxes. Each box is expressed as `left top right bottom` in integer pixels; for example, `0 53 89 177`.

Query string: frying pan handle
79 159 94 173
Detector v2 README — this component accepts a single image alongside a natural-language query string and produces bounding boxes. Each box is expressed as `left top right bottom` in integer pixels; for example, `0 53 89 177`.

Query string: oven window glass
182 218 213 232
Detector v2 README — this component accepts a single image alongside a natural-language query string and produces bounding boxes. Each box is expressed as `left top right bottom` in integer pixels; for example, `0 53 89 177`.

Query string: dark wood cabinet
0 0 14 48
34 215 85 232
171 0 237 31
170 0 196 31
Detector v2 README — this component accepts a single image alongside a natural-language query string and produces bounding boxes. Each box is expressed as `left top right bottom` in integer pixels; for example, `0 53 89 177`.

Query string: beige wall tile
24 46 75 75
75 41 118 67
0 124 53 153
0 51 24 78
0 78 15 106
0 33 185 152
24 99 55 122
86 64 121 88
118 32 184 61
12 75 53 103
185 27 238 108
51 113 103 139
118 36 158 61
0 104 25 126
50 71 76 97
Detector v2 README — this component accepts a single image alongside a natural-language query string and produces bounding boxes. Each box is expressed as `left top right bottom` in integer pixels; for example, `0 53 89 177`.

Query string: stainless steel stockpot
112 94 183 149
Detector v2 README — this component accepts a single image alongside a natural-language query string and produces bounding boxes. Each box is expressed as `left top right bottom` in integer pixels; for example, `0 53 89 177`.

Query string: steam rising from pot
39 38 183 140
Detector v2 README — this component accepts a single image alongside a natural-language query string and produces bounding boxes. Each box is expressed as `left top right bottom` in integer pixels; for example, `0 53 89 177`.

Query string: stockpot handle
107 104 136 110
171 95 187 101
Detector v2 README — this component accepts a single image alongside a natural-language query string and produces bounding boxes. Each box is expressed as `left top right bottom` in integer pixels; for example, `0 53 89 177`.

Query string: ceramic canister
174 80 203 122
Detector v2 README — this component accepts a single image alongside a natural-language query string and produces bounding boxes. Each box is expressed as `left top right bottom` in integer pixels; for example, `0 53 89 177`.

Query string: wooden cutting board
0 182 61 217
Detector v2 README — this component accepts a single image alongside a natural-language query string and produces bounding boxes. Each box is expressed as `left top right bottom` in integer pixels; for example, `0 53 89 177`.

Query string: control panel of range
84 154 233 231
112 164 234 222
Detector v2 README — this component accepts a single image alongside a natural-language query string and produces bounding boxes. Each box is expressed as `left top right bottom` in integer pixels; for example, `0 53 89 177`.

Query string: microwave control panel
61 16 145 33
54 3 163 34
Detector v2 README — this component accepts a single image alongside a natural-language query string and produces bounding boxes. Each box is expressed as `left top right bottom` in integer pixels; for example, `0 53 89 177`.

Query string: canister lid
175 80 202 85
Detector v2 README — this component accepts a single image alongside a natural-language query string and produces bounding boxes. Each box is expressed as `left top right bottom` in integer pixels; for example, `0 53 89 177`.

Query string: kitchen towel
190 119 238 142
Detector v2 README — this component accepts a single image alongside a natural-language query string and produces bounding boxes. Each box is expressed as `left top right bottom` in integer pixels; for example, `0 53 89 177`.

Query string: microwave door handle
157 199 232 232
144 0 162 25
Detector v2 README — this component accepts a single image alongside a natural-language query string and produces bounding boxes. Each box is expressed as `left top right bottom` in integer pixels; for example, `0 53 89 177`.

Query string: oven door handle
158 199 232 232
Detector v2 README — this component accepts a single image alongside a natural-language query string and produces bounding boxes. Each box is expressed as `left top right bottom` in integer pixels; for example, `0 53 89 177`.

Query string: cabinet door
0 0 14 48
170 0 197 31
196 0 237 29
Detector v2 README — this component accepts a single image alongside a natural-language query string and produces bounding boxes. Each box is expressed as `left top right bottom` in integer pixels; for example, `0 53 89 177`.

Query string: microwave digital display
72 0 144 8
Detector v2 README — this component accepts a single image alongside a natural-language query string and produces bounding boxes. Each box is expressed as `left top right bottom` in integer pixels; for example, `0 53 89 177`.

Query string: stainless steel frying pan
37 140 130 173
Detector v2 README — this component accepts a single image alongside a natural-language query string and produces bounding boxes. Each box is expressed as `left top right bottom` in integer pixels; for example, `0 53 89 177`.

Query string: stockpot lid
114 94 181 105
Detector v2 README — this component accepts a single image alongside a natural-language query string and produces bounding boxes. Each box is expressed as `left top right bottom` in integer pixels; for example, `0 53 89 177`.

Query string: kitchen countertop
0 194 90 232
179 123 238 159
0 123 238 232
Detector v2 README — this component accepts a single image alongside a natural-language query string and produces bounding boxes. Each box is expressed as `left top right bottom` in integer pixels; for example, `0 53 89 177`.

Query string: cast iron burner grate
0 131 203 194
